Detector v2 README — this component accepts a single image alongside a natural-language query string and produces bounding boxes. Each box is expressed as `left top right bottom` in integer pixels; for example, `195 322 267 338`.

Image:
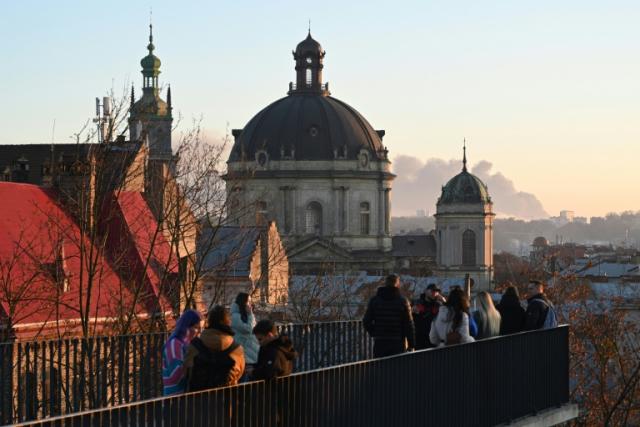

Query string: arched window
305 202 322 235
462 229 476 266
306 68 312 86
360 202 370 235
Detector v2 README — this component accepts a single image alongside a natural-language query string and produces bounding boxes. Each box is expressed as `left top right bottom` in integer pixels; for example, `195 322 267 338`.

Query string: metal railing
0 320 371 424
16 327 570 427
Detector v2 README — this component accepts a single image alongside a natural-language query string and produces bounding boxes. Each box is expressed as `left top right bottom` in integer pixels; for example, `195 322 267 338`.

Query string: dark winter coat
252 335 297 381
363 286 415 350
496 294 526 335
524 294 552 330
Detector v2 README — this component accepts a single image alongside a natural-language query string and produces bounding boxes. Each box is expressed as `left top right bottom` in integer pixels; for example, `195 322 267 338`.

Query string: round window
309 126 319 137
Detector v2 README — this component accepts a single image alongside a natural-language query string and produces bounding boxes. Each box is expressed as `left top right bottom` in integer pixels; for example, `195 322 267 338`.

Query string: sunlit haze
1 1 639 218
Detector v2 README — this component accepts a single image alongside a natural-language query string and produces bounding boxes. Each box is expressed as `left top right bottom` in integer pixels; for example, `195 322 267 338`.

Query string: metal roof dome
229 34 387 162
229 94 386 162
437 144 491 206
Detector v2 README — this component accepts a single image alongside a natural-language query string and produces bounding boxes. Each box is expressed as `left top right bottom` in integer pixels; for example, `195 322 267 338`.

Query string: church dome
229 33 386 163
437 146 491 206
438 170 491 205
229 94 386 162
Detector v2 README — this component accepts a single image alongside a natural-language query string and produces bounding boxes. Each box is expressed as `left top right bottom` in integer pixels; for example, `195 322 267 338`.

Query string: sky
1 1 639 218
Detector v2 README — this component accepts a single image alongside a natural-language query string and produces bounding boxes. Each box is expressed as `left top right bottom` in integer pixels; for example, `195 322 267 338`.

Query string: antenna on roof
308 19 311 34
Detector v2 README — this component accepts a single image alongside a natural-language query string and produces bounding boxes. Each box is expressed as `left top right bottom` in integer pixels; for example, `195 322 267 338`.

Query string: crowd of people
161 292 297 396
162 276 558 396
363 274 558 356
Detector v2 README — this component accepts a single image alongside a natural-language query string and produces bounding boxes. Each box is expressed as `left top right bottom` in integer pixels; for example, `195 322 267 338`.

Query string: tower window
360 202 370 235
306 68 312 86
305 202 322 235
462 229 476 266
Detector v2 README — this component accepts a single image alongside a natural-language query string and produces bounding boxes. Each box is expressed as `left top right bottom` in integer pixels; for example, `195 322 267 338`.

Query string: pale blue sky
1 1 639 217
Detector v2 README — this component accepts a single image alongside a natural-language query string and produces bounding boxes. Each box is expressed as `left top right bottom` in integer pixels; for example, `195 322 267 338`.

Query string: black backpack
188 337 240 391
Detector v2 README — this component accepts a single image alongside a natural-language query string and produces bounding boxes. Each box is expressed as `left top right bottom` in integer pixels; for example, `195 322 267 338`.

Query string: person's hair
207 305 230 328
445 288 470 330
170 309 202 340
529 280 544 288
500 285 521 307
253 319 277 336
477 291 501 336
385 274 400 287
235 292 250 323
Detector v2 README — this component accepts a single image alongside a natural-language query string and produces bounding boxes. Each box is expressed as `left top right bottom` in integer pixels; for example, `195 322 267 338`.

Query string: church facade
224 33 395 274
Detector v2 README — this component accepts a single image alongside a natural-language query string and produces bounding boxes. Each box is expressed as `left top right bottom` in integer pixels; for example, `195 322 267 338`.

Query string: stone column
384 188 391 235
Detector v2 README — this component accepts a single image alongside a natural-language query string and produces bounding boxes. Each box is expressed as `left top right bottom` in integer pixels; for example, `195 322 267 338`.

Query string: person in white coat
429 287 475 347
231 292 260 378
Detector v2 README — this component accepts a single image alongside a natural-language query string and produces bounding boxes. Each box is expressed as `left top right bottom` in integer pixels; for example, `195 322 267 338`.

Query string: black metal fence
0 320 372 424
16 326 570 427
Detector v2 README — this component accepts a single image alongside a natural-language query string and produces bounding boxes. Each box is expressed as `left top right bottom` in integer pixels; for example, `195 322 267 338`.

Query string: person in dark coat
252 320 297 380
524 280 553 330
363 274 415 357
496 285 526 334
413 284 445 348
411 294 430 350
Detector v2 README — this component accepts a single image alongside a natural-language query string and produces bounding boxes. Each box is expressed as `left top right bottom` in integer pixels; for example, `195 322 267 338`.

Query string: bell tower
128 23 173 162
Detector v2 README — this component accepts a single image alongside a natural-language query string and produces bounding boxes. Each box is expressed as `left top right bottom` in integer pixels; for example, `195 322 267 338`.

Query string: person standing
184 306 245 390
472 291 501 339
524 280 558 330
415 284 446 348
496 285 525 334
231 292 260 379
252 320 298 380
429 287 475 347
363 274 415 357
162 309 202 396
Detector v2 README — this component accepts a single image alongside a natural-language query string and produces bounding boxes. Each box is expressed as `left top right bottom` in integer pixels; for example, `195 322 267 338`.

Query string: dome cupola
437 142 491 206
229 32 388 163
290 31 328 95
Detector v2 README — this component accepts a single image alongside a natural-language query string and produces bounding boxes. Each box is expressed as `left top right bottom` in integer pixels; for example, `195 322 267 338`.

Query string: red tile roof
0 182 176 339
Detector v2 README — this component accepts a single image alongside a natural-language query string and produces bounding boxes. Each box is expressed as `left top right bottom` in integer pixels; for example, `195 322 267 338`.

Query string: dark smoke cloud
391 155 548 219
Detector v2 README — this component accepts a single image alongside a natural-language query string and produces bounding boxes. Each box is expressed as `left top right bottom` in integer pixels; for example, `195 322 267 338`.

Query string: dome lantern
289 31 329 95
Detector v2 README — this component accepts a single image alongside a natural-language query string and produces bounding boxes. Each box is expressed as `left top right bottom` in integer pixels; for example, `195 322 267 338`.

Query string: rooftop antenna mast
93 96 112 143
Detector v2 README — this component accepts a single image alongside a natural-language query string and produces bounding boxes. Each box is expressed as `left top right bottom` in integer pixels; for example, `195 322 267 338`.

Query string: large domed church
224 32 394 273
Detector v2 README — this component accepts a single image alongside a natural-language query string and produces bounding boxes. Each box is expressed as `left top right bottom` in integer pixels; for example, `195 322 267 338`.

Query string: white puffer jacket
429 306 475 348
230 303 260 364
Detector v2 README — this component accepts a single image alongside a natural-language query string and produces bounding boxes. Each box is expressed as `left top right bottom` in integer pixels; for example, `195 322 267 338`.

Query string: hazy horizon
1 1 639 218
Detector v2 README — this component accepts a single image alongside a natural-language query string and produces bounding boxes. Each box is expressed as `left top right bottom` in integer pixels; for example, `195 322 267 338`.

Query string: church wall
225 159 393 255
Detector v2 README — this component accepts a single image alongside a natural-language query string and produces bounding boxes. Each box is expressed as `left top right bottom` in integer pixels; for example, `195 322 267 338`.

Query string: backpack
188 338 240 392
541 301 559 329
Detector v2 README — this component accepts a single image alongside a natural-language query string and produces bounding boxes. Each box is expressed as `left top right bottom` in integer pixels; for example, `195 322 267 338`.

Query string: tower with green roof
129 23 173 162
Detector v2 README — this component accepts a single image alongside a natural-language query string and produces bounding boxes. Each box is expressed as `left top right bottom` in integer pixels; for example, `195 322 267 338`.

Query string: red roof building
0 182 178 340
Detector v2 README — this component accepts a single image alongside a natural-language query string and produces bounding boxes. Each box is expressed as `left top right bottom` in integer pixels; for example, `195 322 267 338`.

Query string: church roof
437 144 491 206
392 235 437 258
229 94 386 162
438 170 491 205
198 227 261 277
229 33 387 163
